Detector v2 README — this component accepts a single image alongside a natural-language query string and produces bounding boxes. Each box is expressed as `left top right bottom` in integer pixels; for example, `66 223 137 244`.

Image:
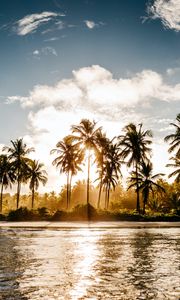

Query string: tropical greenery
0 114 179 220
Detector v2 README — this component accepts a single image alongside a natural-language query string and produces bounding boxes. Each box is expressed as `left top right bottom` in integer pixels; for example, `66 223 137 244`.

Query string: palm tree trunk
66 172 69 210
105 186 108 209
107 185 110 210
0 182 4 213
69 172 72 209
32 185 35 209
135 164 140 213
97 175 103 209
17 178 21 209
87 151 90 205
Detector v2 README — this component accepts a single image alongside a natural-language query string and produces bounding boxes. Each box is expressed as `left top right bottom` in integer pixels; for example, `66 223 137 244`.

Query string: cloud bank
7 65 180 114
147 0 180 31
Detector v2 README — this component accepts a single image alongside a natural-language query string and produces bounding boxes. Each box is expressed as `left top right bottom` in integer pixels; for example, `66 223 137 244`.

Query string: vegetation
0 114 179 221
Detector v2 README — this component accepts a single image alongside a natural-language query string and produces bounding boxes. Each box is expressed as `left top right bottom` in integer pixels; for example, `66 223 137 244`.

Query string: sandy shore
0 221 180 228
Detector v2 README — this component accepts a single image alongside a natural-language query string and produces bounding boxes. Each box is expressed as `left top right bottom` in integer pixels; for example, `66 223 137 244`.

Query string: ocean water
0 222 179 300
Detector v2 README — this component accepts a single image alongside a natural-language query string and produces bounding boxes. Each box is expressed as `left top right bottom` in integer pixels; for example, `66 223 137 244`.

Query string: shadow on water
127 230 156 300
0 229 29 300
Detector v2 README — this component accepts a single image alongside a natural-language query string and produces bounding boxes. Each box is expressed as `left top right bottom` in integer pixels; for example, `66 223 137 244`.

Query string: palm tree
3 139 34 209
71 119 101 205
128 161 165 214
26 160 47 209
101 142 122 209
95 130 110 208
166 157 180 183
51 136 83 209
118 123 152 212
164 113 180 158
0 154 16 213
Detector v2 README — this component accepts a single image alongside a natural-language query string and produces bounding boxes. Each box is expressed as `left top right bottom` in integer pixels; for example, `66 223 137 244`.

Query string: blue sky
0 0 179 191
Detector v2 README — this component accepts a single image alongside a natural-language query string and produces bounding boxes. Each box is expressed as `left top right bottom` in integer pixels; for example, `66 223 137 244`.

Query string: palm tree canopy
128 161 165 202
3 138 35 180
166 157 180 183
71 119 102 150
0 154 16 188
26 160 48 191
118 123 152 167
164 113 180 157
51 136 83 176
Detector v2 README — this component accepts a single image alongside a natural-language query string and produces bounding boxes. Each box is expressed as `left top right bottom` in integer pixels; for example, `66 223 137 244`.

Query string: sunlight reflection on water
0 224 179 300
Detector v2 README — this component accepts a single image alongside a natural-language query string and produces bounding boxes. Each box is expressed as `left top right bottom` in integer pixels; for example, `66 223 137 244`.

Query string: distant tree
164 113 180 158
3 139 34 209
71 119 101 206
128 161 165 214
26 160 47 209
0 154 16 213
119 123 152 212
51 136 83 209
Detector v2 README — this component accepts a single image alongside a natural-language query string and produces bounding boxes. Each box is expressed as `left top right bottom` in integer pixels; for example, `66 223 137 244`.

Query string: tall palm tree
51 136 83 209
100 142 122 209
166 157 180 183
3 138 34 209
95 130 110 208
118 123 152 212
164 113 180 158
0 154 16 213
26 160 48 209
71 119 101 205
128 161 165 214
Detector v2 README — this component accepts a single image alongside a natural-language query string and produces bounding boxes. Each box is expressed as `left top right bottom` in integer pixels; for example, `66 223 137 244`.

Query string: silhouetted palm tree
95 130 110 208
0 154 16 213
26 160 48 209
101 142 122 209
51 136 83 209
118 123 152 212
3 139 34 209
166 157 180 183
71 119 101 205
128 161 164 214
164 113 180 158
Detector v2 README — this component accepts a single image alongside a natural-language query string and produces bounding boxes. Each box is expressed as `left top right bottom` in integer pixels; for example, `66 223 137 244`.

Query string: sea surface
0 222 179 300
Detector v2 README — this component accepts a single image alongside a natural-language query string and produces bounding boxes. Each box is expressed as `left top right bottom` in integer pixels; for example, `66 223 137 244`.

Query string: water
0 222 179 300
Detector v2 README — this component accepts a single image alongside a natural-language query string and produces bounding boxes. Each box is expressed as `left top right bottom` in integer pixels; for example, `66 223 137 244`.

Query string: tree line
0 113 179 215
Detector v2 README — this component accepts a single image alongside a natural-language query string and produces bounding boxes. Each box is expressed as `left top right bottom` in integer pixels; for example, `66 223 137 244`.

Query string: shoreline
0 221 180 229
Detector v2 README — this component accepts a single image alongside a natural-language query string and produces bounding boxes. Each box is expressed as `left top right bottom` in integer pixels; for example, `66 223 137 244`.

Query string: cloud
15 11 65 36
84 20 105 29
147 0 180 31
6 65 180 112
32 47 57 57
44 37 59 42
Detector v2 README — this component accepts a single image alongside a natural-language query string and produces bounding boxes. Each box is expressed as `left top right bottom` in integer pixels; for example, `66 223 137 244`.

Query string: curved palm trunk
0 182 4 213
31 185 35 209
135 164 140 213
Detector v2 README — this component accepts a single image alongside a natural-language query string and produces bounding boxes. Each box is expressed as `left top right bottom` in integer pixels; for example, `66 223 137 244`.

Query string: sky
0 0 180 193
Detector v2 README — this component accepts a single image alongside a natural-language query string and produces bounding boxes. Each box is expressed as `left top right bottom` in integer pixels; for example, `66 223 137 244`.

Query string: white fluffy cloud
147 0 180 31
15 11 65 35
7 65 179 191
7 65 180 112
